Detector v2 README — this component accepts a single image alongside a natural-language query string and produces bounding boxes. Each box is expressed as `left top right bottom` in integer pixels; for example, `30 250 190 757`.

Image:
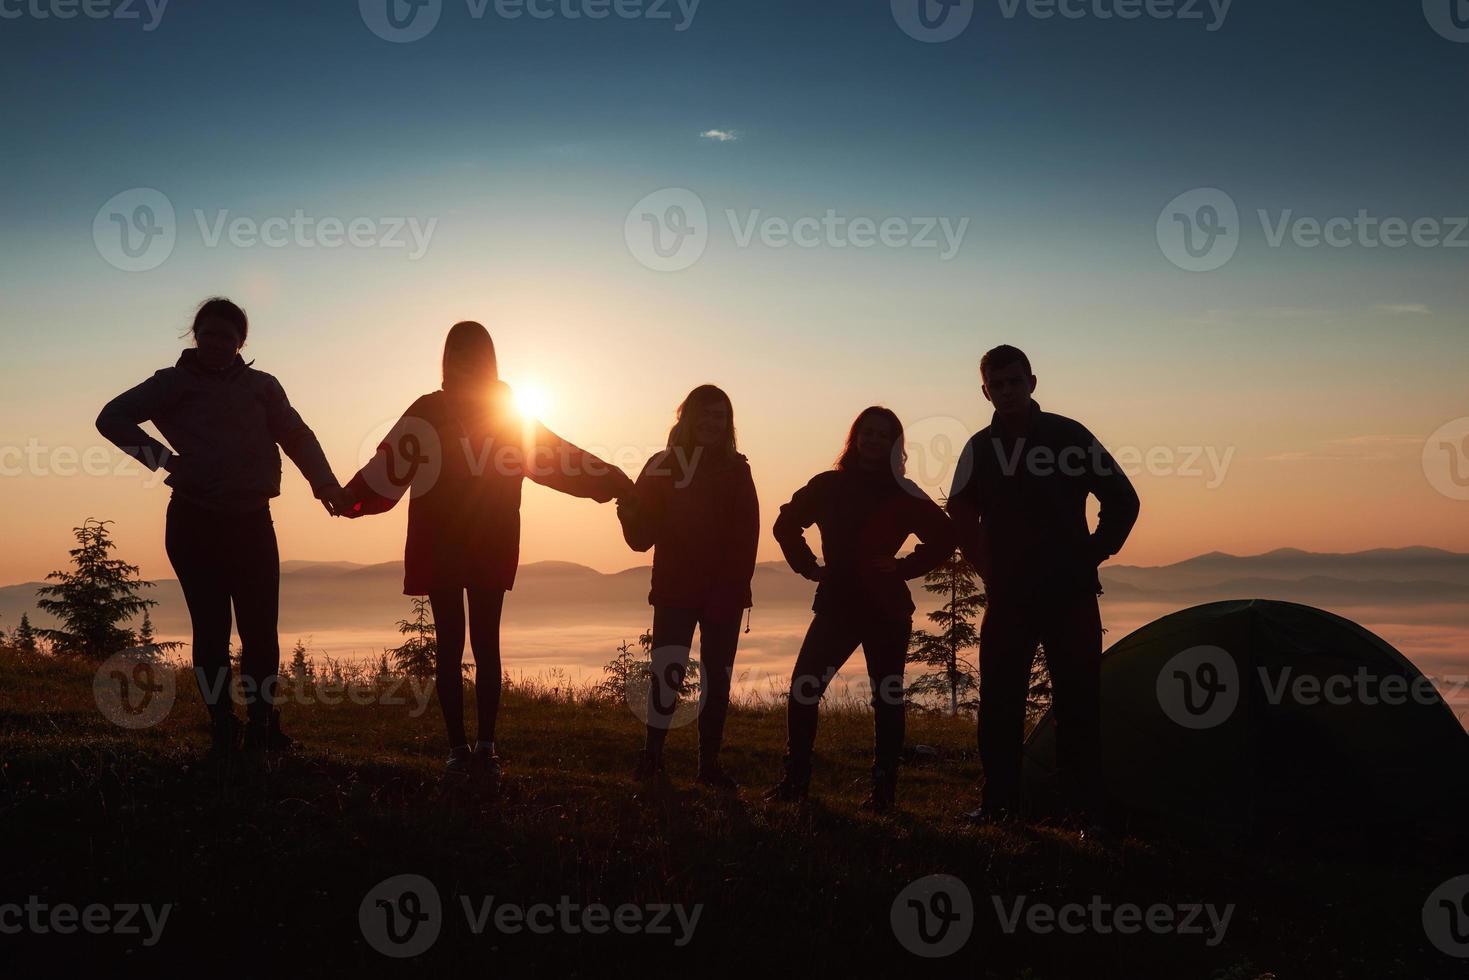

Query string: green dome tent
1022 599 1469 829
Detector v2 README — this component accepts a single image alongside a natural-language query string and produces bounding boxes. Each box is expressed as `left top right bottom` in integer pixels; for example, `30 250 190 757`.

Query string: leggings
784 611 911 775
428 587 505 749
164 497 280 726
645 606 742 759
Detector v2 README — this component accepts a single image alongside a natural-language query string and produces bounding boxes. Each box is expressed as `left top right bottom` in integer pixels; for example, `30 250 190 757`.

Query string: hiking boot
963 804 1013 826
763 757 811 803
861 766 897 813
208 713 241 760
243 710 292 755
632 748 666 784
444 745 473 779
471 746 502 792
763 775 809 803
695 758 739 792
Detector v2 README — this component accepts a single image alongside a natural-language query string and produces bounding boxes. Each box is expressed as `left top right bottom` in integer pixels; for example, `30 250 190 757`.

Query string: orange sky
5 278 1467 587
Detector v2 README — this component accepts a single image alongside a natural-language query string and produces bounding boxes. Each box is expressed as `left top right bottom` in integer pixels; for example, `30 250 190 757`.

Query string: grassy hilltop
0 647 1460 978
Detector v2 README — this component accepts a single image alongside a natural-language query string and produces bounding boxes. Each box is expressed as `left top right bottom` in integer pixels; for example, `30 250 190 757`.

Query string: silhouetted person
96 297 350 757
947 345 1139 826
342 321 633 782
765 407 956 812
617 385 758 790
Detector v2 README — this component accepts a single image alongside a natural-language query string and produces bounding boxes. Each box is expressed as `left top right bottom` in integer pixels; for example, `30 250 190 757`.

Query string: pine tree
288 639 315 681
135 610 183 659
905 551 985 715
14 613 40 654
599 626 697 702
388 597 438 678
36 519 155 660
600 637 648 701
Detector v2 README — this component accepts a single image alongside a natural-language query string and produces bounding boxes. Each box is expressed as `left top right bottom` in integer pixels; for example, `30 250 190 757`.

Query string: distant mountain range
3 547 1467 643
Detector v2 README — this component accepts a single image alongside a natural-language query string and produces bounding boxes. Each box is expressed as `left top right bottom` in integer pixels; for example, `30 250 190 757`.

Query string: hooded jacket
344 381 625 595
773 467 957 620
96 349 338 512
618 447 759 616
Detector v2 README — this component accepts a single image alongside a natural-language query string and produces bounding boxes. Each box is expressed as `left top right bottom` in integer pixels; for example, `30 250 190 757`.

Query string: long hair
667 384 738 460
834 405 906 476
441 321 499 393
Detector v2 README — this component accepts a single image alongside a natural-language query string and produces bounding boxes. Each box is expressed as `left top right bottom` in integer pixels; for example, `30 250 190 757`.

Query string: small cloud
700 129 739 143
1263 434 1420 463
1180 307 1331 327
1373 303 1432 316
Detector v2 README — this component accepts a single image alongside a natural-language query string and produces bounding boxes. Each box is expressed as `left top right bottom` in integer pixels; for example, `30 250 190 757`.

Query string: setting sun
513 381 549 419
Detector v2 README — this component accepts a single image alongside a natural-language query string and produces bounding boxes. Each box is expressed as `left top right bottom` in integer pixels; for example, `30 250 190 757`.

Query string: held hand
319 483 354 517
610 468 636 501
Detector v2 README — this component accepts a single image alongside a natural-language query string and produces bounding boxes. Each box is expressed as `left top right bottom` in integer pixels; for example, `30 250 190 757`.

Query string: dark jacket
344 382 624 595
96 349 337 512
618 448 759 616
947 399 1139 602
773 467 957 620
